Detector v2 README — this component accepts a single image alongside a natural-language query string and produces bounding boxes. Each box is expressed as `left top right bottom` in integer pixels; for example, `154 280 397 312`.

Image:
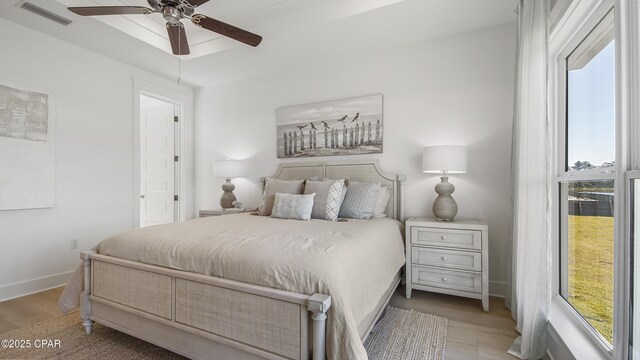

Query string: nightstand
199 208 255 218
405 217 489 312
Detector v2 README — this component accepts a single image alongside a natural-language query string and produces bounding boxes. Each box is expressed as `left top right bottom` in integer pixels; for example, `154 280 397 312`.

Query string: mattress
60 213 405 360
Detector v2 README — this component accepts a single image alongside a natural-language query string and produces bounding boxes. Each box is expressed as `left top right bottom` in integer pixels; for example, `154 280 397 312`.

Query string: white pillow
270 193 316 221
372 186 390 219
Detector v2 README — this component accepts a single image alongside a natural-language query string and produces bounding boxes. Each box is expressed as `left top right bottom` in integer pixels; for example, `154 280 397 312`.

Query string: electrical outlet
70 239 79 249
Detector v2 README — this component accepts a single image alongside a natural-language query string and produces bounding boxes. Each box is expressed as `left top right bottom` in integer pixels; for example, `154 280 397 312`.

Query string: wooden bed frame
80 160 406 360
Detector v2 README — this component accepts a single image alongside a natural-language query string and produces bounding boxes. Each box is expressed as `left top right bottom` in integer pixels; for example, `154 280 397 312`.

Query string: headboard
267 160 406 221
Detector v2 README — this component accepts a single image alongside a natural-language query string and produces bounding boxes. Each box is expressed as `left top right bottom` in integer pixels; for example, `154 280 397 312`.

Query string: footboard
80 251 331 360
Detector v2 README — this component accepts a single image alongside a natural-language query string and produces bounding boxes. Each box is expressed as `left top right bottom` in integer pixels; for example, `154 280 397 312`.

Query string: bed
59 161 406 360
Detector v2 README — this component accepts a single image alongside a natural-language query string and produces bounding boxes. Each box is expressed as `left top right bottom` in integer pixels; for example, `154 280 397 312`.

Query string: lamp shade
213 159 245 178
422 145 467 174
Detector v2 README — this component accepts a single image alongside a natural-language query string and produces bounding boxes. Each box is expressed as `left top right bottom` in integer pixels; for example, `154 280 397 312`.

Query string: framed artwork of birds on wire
276 94 383 158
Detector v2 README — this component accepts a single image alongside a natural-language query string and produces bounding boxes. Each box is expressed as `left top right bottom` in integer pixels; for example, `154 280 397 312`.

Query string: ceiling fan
67 0 263 55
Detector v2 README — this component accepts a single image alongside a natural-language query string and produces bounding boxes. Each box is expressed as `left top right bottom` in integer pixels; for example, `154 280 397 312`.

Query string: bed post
397 174 407 221
81 251 96 334
307 293 331 360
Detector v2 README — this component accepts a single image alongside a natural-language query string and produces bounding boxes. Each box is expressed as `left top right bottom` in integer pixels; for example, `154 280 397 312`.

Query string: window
550 0 640 358
558 9 616 346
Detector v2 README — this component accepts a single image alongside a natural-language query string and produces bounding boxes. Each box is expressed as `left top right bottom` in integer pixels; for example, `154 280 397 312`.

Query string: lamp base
432 175 458 221
220 178 237 209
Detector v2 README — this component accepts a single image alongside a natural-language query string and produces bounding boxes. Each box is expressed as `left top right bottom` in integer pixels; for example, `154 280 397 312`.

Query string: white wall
195 23 516 296
0 18 192 300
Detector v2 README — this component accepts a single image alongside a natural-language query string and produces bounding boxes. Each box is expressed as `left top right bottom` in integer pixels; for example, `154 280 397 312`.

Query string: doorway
139 93 181 227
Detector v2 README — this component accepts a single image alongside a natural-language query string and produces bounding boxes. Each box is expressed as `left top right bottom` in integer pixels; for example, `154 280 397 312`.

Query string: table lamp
213 159 245 209
422 145 467 221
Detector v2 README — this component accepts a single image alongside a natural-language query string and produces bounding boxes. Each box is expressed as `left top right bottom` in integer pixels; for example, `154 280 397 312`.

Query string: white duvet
59 213 405 360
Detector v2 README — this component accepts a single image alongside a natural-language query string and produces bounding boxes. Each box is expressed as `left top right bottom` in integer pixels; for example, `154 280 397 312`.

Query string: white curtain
506 0 551 359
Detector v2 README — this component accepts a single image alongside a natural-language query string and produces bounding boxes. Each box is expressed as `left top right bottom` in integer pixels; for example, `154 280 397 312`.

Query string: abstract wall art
0 79 54 210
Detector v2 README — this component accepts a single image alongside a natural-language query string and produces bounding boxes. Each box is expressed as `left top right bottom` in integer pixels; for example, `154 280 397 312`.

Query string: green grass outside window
567 215 614 344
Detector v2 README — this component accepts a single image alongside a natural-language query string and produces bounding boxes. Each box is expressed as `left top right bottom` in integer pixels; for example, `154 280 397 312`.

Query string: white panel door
140 95 177 227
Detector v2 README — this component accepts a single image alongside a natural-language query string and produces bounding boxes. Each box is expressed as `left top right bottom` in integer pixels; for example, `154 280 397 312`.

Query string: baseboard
0 271 73 302
546 322 576 360
489 280 506 298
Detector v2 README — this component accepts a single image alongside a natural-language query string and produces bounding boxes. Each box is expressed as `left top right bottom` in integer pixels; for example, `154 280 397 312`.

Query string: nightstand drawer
412 266 482 293
411 247 481 272
410 227 481 250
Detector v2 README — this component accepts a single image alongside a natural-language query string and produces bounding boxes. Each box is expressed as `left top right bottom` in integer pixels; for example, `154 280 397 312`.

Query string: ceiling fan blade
167 23 190 55
192 15 262 47
147 0 162 11
68 6 154 16
183 0 210 7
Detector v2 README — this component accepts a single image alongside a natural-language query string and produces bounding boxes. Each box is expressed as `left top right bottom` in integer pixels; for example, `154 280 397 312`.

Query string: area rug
364 307 447 360
0 307 447 360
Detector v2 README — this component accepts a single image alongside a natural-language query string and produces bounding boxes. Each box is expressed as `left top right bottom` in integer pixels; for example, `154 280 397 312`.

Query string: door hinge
174 155 179 162
174 195 179 201
174 116 179 123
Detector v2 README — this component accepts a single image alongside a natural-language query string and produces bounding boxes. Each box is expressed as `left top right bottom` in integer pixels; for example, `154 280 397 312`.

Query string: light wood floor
0 286 517 359
391 286 518 359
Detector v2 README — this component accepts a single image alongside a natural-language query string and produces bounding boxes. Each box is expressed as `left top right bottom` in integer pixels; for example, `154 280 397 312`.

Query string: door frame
133 78 193 227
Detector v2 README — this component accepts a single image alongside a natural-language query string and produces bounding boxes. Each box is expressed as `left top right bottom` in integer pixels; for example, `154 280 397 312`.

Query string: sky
276 94 382 126
567 41 616 168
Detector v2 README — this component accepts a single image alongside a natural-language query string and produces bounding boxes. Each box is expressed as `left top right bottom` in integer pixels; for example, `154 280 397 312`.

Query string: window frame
550 0 618 357
549 0 640 359
616 0 640 357
627 170 640 359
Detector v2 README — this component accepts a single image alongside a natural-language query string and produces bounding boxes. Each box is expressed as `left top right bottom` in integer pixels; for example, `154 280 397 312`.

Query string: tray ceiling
3 0 517 87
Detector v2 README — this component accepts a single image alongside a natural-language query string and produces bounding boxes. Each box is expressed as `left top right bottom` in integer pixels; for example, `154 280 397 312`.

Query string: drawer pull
441 235 447 240
441 256 447 261
441 277 447 282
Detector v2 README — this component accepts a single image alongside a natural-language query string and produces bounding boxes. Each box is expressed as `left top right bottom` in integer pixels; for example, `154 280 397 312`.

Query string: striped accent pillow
270 193 316 221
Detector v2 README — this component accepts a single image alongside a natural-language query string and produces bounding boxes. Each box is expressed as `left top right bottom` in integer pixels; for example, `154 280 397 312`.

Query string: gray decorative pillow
261 175 320 191
338 182 381 219
258 178 305 216
304 179 346 221
270 193 316 221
